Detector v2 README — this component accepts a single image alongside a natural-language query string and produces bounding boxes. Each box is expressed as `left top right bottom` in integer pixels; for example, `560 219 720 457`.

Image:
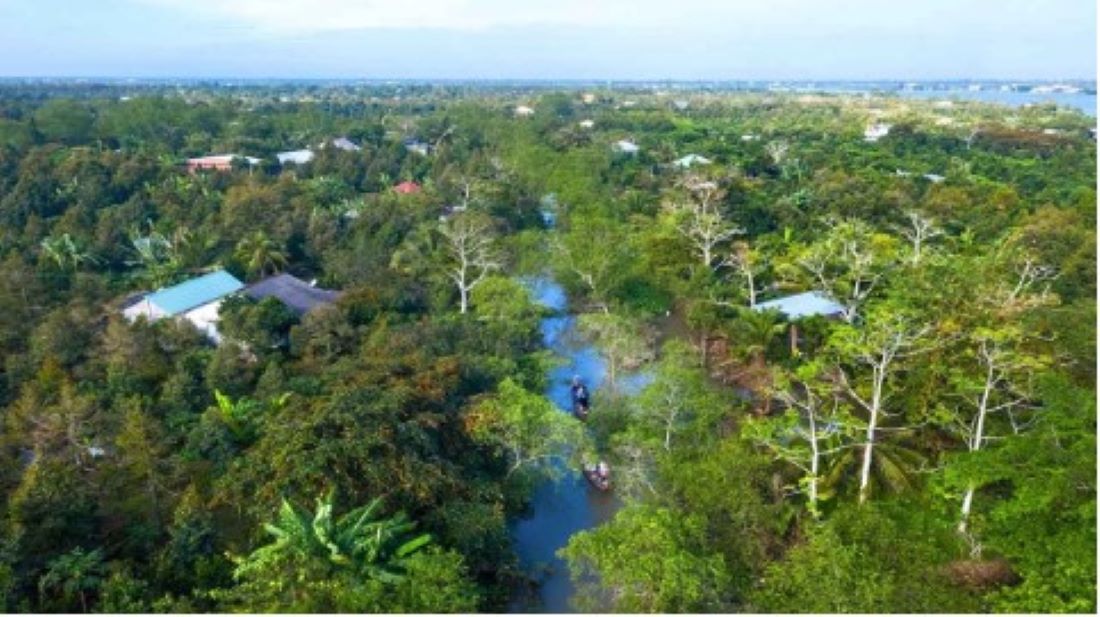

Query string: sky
0 0 1094 80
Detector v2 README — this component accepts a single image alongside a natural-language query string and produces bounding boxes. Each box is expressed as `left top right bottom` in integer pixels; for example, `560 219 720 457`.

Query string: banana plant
233 490 432 586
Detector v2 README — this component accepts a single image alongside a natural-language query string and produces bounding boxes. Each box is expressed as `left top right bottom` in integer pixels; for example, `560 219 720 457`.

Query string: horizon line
0 75 1096 84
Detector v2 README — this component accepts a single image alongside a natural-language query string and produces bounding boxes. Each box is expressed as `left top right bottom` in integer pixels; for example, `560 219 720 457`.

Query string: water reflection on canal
509 276 649 613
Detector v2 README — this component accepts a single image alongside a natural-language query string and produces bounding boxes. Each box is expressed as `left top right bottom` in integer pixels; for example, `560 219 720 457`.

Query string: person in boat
596 460 610 481
583 459 610 490
571 375 590 412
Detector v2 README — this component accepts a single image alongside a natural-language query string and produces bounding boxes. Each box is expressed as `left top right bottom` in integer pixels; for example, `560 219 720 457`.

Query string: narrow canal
508 275 650 613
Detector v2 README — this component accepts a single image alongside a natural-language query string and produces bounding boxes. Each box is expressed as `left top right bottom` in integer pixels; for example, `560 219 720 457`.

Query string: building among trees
244 273 341 316
122 269 245 341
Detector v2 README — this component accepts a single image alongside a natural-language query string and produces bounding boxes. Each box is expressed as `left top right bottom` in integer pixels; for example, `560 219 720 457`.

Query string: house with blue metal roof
752 290 845 355
752 290 845 320
123 270 245 342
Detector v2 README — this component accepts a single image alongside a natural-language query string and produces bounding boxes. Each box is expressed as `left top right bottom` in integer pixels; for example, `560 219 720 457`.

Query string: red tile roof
393 181 422 194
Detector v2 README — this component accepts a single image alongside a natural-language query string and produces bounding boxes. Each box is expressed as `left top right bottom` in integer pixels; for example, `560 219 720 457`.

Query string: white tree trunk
664 408 678 452
745 267 757 308
858 366 885 505
807 404 820 511
959 355 995 533
457 254 469 313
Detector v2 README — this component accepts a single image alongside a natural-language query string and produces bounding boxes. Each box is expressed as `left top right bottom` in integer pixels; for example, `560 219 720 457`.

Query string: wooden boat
583 466 611 492
571 383 590 421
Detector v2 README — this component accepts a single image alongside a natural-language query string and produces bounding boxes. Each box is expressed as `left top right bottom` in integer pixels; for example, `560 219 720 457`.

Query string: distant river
893 89 1097 117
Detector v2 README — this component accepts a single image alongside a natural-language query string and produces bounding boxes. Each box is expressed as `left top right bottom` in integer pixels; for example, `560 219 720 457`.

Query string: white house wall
123 298 168 323
183 299 227 343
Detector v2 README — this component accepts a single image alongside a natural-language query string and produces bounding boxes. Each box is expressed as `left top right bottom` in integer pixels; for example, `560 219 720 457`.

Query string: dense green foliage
0 83 1094 612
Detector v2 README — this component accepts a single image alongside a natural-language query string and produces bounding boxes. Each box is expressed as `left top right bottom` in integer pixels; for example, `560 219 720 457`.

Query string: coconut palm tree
819 435 927 503
235 231 288 280
170 226 216 272
729 307 787 366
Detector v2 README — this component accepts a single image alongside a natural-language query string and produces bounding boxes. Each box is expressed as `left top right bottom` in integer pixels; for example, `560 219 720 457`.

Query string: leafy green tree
727 239 769 307
5 459 99 578
953 375 1096 613
385 548 480 612
728 306 787 364
630 341 725 454
662 177 743 271
98 570 153 613
218 295 297 350
470 275 544 357
560 505 730 612
748 501 978 613
466 378 590 479
38 547 105 612
154 485 230 598
107 398 172 554
943 326 1048 541
745 361 852 516
288 304 355 366
33 100 95 145
552 213 633 312
577 313 654 391
826 307 936 504
786 218 899 323
203 341 257 397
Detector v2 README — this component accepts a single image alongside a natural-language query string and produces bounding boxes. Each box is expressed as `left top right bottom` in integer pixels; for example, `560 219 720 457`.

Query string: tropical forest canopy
0 81 1094 612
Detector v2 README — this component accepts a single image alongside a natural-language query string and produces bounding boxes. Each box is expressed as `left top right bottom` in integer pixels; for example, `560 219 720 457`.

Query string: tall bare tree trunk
959 357 995 533
858 366 885 505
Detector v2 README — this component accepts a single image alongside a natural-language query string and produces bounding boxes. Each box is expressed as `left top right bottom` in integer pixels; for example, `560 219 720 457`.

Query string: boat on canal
583 461 611 492
571 377 591 421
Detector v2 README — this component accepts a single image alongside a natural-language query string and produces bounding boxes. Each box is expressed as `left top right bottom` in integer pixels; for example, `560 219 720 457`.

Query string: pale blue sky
0 0 1094 79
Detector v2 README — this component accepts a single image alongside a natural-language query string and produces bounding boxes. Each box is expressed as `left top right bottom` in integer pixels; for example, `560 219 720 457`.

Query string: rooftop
394 181 422 194
277 149 315 165
188 154 261 166
674 153 712 168
329 137 361 151
753 291 844 319
145 270 244 316
245 273 340 316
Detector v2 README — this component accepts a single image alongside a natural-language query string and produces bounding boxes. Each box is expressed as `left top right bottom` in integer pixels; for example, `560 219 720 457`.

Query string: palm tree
729 307 787 366
233 490 432 587
235 231 288 280
819 436 927 503
126 227 178 287
170 226 216 272
38 547 105 612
